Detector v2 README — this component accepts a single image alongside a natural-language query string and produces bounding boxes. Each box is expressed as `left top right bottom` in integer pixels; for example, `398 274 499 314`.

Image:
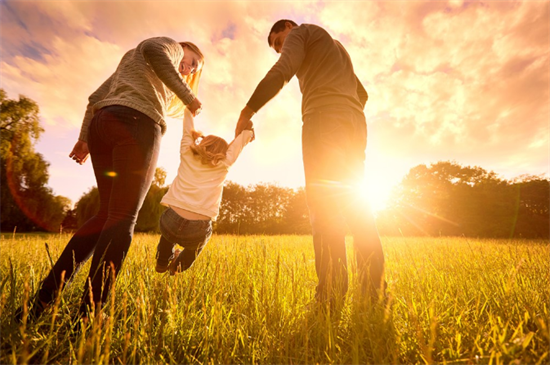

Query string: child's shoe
155 249 172 273
155 261 170 273
168 249 182 276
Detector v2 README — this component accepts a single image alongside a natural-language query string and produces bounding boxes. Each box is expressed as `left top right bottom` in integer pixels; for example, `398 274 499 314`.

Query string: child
155 108 254 274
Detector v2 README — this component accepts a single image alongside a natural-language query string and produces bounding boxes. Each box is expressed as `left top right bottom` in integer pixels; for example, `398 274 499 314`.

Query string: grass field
1 233 548 364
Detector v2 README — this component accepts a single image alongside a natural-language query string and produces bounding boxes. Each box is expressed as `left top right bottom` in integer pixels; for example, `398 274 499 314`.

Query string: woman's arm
78 73 115 143
140 37 196 106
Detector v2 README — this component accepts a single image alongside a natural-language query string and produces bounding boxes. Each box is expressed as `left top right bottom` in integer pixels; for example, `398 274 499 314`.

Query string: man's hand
69 140 89 165
235 105 256 138
243 119 255 141
187 97 203 116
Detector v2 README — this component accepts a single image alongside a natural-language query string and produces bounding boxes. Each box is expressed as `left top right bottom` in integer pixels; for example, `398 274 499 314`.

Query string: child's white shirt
161 109 253 219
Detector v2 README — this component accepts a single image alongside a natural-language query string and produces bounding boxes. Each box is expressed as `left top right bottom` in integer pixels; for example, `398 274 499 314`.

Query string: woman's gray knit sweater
79 37 195 142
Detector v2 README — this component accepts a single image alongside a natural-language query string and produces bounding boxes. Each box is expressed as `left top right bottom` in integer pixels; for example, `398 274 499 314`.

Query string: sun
356 178 394 213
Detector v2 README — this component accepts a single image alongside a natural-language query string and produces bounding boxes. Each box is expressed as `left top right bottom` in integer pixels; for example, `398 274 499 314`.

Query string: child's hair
189 130 229 166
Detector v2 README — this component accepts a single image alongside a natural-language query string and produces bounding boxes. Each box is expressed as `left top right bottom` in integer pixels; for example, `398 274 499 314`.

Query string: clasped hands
235 105 256 141
70 103 255 165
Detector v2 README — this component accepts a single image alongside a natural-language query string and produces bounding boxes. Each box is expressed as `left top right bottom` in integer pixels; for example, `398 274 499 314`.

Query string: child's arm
180 108 196 148
225 128 254 166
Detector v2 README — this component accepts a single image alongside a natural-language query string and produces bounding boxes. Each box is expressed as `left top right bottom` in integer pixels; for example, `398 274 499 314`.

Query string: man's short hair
268 19 298 46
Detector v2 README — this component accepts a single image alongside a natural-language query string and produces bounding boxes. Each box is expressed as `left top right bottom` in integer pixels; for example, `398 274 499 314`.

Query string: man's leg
302 110 353 302
342 111 386 297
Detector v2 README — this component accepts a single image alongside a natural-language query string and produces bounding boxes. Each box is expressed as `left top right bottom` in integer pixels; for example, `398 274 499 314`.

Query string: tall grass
1 234 548 364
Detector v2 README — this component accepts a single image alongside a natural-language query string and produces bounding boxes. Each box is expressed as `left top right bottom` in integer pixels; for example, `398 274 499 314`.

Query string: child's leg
172 228 212 272
178 240 207 271
156 235 175 267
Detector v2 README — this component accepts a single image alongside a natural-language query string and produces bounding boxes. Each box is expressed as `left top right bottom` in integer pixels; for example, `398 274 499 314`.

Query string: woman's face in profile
179 48 201 76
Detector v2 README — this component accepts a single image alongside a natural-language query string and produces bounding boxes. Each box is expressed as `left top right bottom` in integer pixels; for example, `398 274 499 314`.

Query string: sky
1 0 548 211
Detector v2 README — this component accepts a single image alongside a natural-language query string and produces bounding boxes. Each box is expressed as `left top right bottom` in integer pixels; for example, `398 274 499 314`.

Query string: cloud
1 0 548 204
315 1 549 177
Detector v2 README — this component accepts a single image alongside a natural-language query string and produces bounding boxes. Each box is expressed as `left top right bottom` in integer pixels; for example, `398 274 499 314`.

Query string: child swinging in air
156 108 254 274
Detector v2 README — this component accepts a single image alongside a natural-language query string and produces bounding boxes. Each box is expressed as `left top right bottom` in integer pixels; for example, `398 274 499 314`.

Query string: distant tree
75 186 100 227
216 181 249 234
61 209 78 232
383 161 549 238
216 181 310 235
153 167 167 187
511 175 550 238
247 183 292 234
281 187 310 234
0 89 71 231
136 167 168 232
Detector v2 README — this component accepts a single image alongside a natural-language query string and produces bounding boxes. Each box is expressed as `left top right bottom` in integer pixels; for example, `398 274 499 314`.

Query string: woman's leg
80 106 161 315
36 114 112 305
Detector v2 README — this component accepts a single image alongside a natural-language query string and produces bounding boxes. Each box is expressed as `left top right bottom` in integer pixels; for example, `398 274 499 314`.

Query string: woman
19 36 205 321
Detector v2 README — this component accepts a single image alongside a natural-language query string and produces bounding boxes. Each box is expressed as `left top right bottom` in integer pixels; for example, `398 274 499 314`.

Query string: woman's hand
69 140 89 165
187 97 203 116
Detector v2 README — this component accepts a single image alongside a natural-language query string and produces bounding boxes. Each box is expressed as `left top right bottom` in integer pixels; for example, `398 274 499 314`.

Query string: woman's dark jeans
302 108 385 302
38 105 161 314
156 207 212 271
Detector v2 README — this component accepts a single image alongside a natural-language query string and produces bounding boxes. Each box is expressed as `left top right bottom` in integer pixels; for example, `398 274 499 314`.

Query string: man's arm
356 76 368 109
235 30 306 137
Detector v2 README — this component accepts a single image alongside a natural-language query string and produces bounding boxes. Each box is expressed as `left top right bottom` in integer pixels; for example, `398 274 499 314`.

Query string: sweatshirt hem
94 100 168 134
161 199 218 220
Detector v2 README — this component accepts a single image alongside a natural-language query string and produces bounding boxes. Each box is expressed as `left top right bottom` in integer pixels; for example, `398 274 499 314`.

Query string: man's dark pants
302 107 385 302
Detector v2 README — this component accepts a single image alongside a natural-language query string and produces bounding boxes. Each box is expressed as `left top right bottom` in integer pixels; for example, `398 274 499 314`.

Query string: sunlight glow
358 178 393 213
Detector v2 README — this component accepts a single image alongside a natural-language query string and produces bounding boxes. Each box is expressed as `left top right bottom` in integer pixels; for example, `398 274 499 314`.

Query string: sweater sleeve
355 76 368 109
246 29 306 112
140 38 196 106
180 108 195 150
224 130 253 166
79 73 115 142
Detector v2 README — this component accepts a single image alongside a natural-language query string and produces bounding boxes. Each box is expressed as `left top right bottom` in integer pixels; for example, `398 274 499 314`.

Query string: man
235 20 385 304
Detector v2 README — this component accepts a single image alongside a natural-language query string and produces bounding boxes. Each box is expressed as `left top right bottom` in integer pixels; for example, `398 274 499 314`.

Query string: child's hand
187 97 203 116
235 106 255 137
244 120 255 141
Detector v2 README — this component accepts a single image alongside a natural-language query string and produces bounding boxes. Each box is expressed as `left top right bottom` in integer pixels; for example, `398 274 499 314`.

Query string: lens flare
4 141 54 231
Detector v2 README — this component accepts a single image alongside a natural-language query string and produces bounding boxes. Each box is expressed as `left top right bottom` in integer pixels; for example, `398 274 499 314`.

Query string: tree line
0 90 70 232
377 162 549 238
2 90 548 238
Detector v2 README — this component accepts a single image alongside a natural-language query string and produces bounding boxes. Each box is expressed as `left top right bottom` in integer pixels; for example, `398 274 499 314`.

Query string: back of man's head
268 19 298 46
